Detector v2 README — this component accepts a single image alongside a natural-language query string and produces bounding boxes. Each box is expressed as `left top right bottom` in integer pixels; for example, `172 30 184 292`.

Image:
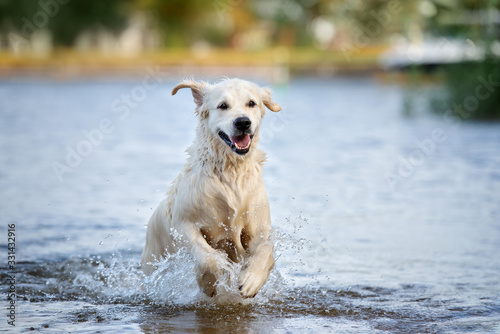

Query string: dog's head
172 78 281 156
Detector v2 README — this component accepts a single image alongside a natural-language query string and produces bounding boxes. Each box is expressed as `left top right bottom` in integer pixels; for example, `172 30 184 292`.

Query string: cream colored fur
141 78 281 298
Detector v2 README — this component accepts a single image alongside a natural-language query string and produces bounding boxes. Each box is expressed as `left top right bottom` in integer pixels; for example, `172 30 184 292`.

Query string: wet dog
141 78 281 298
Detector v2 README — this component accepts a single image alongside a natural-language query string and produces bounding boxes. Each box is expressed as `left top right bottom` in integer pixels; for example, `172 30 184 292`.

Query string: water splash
140 249 202 305
15 223 311 307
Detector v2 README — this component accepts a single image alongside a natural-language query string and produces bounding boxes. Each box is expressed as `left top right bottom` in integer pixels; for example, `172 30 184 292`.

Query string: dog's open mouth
218 131 253 155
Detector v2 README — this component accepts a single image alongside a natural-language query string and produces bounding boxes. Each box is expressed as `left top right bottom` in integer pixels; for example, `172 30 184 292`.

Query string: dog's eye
218 102 228 110
248 100 256 108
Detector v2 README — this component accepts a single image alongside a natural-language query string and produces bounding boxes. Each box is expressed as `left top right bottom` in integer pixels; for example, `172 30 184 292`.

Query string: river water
1 76 499 333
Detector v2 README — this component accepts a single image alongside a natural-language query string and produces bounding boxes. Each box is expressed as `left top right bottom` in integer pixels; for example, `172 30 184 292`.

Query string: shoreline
0 47 386 80
0 64 385 81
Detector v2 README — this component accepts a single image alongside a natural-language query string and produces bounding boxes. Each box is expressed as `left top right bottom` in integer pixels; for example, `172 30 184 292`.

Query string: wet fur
141 78 281 298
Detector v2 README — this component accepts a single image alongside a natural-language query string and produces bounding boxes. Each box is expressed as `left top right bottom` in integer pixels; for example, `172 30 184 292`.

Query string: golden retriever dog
141 78 281 298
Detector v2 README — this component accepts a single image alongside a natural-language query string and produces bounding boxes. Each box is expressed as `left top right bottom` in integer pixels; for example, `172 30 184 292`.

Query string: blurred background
1 1 500 332
0 0 499 119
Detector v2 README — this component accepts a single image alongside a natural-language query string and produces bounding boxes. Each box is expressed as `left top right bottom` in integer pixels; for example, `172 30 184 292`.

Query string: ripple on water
6 251 499 333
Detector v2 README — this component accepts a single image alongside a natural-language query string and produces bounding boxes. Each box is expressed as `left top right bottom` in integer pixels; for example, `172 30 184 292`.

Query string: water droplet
99 241 103 245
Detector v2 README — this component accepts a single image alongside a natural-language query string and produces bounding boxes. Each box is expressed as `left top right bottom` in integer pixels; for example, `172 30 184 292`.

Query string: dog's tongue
230 134 251 149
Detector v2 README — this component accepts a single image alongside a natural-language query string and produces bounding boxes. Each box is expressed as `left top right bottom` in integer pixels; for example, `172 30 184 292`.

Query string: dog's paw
238 268 268 298
197 250 229 297
198 270 217 297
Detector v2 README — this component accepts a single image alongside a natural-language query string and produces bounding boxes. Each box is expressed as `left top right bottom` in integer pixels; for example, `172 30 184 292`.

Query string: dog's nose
234 117 251 132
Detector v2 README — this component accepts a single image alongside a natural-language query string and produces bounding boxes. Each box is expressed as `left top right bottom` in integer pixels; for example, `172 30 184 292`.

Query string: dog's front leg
239 238 275 298
178 222 227 297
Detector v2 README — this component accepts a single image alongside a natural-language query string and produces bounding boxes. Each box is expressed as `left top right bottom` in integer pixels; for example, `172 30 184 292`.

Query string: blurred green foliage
0 0 411 48
0 0 130 46
431 58 500 120
133 0 211 47
426 0 500 120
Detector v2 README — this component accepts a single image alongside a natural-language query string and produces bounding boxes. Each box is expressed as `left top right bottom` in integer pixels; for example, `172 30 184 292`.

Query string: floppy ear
172 80 209 108
261 88 281 112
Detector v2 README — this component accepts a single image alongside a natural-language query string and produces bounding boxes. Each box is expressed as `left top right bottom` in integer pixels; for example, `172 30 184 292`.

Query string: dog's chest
200 209 253 262
191 162 265 261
